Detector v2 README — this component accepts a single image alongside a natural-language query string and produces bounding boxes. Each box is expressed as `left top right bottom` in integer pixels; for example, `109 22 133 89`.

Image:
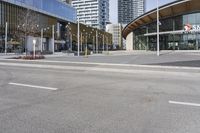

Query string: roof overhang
122 0 200 39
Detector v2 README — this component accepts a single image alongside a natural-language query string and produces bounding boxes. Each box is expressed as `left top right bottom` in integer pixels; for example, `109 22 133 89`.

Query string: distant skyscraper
118 0 145 24
72 0 109 30
106 24 123 49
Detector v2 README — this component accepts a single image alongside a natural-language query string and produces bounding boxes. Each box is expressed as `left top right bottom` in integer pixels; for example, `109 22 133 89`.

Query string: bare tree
17 8 40 54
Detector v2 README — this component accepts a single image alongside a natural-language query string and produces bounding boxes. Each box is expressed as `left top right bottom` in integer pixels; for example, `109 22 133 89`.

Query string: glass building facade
0 0 76 53
2 0 76 23
132 12 200 51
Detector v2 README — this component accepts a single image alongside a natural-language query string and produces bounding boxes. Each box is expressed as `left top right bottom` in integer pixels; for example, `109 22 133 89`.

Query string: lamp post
83 29 85 53
85 32 88 57
103 34 105 52
157 0 160 56
96 30 98 53
33 39 36 59
66 22 72 51
68 23 72 50
106 36 108 54
52 25 55 54
81 32 83 52
41 28 43 53
4 22 7 54
41 26 51 53
91 29 95 53
93 35 95 53
77 18 80 56
70 30 72 50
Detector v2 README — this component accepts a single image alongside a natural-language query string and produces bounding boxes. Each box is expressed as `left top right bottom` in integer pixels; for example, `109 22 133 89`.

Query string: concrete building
123 0 200 51
71 0 109 30
106 24 123 49
118 0 145 24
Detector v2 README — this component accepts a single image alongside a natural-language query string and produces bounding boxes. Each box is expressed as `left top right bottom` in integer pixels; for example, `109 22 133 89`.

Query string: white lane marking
169 101 200 107
9 82 58 91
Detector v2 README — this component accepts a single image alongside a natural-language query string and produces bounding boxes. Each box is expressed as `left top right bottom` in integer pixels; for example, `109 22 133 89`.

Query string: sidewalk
107 50 200 56
0 53 24 59
1 51 200 68
43 51 200 67
0 52 75 59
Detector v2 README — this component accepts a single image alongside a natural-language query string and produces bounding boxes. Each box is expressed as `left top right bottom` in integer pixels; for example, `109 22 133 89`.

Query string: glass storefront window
132 12 200 51
174 16 183 30
148 22 156 33
160 18 173 32
183 13 200 25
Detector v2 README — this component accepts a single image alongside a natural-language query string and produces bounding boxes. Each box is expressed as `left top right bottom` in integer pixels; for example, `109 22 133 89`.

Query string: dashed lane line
169 100 200 107
9 82 58 91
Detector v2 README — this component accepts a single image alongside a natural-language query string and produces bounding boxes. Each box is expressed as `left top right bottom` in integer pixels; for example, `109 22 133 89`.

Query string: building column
49 38 54 53
173 19 176 50
196 34 199 50
52 25 55 54
146 27 149 51
126 32 134 51
5 22 8 54
96 30 98 53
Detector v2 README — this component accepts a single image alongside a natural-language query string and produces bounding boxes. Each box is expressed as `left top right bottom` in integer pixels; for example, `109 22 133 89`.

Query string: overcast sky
109 0 175 24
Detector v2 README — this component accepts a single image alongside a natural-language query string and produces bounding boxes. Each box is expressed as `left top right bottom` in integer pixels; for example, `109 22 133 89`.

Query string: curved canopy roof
122 0 200 39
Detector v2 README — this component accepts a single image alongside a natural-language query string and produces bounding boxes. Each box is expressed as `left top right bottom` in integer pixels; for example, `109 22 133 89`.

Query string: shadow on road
148 60 200 67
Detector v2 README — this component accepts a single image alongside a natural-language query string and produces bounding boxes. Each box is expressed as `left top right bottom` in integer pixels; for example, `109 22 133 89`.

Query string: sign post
33 39 36 59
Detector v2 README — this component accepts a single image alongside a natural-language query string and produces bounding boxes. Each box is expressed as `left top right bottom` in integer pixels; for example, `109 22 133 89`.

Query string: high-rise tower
72 0 109 30
118 0 145 24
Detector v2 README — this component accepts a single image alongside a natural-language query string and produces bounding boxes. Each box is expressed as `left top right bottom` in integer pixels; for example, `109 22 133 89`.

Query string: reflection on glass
4 0 76 22
132 12 200 50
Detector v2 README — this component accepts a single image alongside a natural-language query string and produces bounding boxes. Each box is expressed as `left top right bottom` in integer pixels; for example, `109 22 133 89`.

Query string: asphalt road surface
0 61 200 133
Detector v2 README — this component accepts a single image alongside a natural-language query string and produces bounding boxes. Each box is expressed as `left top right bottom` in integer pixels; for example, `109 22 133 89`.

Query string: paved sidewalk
0 53 23 59
44 51 200 67
0 52 74 59
1 51 200 67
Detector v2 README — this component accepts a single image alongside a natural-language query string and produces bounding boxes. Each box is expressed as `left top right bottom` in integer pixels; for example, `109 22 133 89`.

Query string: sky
110 0 175 24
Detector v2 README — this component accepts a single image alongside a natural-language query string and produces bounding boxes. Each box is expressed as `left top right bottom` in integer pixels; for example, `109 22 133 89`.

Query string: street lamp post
41 28 43 53
106 36 108 54
66 22 72 51
70 31 72 50
77 18 80 56
157 0 160 56
5 22 8 55
68 27 72 51
85 33 88 57
103 34 105 52
93 35 95 53
52 25 55 54
81 32 83 52
41 26 51 53
96 30 98 53
91 29 95 53
82 29 85 53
